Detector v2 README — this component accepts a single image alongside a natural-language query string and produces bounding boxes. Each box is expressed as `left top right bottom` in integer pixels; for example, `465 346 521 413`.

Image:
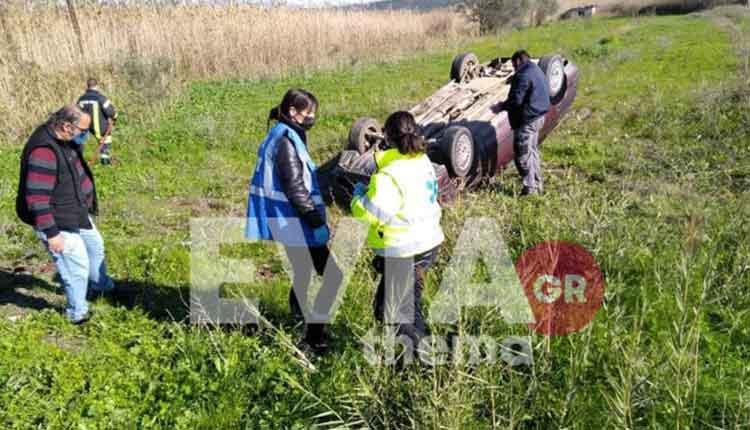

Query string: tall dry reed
0 3 475 141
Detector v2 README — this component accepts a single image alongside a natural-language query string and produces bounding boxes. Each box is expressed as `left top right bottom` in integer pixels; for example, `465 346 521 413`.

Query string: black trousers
372 246 440 346
284 246 343 331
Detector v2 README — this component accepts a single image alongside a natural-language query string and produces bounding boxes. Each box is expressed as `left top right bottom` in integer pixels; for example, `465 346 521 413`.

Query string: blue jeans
35 219 114 322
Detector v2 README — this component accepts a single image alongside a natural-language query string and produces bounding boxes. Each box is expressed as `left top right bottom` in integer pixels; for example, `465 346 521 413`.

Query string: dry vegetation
0 3 474 142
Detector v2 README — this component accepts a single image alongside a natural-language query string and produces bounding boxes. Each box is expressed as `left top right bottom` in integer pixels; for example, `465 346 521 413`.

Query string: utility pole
64 0 85 58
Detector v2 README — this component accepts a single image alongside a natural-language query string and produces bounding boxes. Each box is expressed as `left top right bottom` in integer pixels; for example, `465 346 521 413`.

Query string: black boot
100 144 111 165
300 324 330 354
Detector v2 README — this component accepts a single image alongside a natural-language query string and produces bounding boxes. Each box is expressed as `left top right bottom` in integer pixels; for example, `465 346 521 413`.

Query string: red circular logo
515 241 605 336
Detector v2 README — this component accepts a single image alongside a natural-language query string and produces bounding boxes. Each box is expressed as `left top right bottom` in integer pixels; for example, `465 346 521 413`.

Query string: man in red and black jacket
16 105 116 324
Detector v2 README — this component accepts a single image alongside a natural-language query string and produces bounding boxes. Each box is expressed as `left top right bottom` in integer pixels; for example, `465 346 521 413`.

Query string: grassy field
1 6 749 429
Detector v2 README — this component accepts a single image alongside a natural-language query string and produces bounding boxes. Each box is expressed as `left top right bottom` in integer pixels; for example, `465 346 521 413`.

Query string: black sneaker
298 338 329 356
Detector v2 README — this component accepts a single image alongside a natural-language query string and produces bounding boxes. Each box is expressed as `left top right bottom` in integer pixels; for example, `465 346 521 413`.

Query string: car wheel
450 52 480 83
538 54 567 104
347 117 381 154
440 126 475 178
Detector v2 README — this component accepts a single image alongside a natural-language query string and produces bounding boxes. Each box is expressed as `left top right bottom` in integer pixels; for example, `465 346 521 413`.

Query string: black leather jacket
275 117 325 229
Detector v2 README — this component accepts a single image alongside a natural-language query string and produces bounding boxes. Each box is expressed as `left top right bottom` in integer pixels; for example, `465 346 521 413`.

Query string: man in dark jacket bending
506 50 551 196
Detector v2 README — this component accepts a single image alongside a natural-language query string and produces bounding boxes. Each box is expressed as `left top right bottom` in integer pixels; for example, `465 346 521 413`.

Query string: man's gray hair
48 105 86 128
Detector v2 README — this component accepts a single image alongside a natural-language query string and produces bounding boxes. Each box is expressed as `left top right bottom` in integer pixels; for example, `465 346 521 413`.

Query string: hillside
1 6 749 429
347 0 460 11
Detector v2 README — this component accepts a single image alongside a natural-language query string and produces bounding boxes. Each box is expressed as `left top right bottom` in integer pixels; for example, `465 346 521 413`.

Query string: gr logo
517 241 605 336
426 223 605 337
532 274 588 304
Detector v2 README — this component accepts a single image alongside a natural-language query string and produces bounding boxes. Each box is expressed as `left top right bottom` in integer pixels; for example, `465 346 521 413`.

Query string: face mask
73 131 90 146
299 116 315 131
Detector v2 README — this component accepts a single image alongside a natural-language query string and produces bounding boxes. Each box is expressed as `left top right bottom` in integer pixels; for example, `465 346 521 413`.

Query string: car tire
450 52 480 83
538 54 567 104
440 126 475 178
347 117 381 154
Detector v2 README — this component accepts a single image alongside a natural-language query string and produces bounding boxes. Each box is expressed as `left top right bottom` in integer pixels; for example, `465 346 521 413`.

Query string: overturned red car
319 52 579 207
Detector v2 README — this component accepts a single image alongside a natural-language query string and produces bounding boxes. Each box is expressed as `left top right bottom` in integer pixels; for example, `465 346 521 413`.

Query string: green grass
1 10 749 429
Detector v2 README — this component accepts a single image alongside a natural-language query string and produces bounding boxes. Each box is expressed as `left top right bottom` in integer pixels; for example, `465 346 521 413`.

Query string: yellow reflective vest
351 148 444 257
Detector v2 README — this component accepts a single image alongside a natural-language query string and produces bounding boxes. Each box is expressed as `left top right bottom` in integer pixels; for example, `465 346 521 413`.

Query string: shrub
459 0 559 33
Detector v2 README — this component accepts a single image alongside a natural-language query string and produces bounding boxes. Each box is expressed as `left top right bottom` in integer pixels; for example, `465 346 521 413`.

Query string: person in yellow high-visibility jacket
351 111 444 352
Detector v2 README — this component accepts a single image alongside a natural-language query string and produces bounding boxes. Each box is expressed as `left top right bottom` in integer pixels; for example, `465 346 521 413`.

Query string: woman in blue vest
246 89 342 353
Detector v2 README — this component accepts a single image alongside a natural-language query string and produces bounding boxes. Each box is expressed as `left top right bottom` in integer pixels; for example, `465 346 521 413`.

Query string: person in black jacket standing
506 50 551 196
246 89 343 353
16 105 115 324
77 78 118 165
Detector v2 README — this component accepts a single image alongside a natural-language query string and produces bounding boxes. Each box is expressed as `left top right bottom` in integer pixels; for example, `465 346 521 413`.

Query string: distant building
559 4 597 20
